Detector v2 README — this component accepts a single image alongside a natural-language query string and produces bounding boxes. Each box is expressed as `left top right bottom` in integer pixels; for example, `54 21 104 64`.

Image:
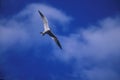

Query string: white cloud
53 16 120 80
0 3 72 53
0 3 120 80
15 3 72 25
54 16 120 60
84 68 120 80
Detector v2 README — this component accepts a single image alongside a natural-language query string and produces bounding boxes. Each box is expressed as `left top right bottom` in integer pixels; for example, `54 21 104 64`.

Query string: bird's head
40 32 45 36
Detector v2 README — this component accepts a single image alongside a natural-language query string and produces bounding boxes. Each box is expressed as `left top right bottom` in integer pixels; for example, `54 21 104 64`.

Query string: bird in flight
38 10 62 49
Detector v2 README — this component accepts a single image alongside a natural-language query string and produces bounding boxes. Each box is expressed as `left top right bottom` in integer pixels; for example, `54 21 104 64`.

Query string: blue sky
0 0 120 80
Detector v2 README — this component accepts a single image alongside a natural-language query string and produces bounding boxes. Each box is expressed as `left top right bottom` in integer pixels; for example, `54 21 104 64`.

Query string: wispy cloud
15 3 72 25
55 16 120 59
0 3 120 80
54 16 120 80
0 3 72 53
84 67 120 80
0 3 73 80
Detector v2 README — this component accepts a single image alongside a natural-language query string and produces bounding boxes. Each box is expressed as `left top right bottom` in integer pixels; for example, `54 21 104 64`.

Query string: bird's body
38 10 62 49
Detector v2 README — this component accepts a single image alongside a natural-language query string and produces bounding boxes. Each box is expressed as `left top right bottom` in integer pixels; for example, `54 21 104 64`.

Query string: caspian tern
38 10 62 49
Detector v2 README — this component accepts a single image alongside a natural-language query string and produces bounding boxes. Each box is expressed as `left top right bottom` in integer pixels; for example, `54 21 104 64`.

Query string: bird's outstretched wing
47 31 62 49
38 10 50 31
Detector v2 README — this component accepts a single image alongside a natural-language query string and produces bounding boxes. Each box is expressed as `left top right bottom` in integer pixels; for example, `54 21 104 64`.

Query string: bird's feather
47 31 62 49
38 10 50 31
38 10 62 49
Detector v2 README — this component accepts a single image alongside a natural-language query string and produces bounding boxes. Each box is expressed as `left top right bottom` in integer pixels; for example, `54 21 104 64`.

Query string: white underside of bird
38 10 62 49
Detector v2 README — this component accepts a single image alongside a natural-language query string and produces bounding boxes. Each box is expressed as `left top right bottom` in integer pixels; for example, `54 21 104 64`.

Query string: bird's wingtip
60 47 62 49
58 45 62 49
38 10 44 17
